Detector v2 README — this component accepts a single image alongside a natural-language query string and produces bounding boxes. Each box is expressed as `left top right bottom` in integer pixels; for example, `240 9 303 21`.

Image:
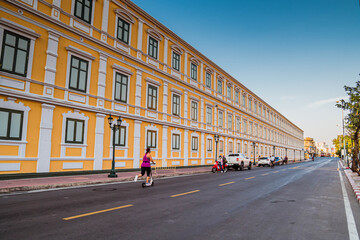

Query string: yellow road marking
63 204 133 220
219 181 235 186
337 168 339 171
171 190 200 198
290 167 299 169
273 171 279 173
245 177 255 180
261 173 269 176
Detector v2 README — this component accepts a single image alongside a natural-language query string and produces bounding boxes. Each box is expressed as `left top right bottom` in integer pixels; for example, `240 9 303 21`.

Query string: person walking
270 155 275 168
218 155 224 173
284 155 288 165
134 148 155 184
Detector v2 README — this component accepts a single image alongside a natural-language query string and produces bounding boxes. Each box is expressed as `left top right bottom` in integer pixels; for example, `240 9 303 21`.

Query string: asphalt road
0 157 359 240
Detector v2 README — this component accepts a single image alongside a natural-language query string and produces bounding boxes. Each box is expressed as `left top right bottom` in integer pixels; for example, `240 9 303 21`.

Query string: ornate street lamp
108 114 122 178
214 134 219 163
252 142 256 164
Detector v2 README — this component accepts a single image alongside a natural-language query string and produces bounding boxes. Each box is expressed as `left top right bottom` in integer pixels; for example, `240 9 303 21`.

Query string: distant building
304 137 316 158
315 142 330 156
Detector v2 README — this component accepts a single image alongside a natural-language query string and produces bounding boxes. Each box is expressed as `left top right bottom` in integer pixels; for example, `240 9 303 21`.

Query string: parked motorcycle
212 161 228 173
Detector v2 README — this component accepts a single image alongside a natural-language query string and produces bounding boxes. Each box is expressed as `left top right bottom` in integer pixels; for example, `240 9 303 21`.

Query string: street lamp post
337 100 347 166
214 134 219 163
252 142 256 164
273 146 275 156
108 114 122 178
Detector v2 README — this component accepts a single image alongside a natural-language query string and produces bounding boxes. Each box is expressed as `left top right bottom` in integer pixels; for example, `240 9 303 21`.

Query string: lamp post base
108 172 118 178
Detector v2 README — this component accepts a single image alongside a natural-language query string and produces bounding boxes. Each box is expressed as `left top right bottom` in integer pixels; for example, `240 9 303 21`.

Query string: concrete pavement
0 166 211 194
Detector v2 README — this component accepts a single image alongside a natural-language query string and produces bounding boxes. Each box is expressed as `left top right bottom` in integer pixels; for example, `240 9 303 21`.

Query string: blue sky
132 0 360 147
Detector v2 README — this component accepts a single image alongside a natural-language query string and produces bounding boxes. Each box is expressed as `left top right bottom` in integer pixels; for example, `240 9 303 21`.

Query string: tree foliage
336 81 360 173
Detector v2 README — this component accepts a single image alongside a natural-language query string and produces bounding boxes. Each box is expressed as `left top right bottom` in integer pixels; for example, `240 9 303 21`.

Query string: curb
0 170 210 194
339 161 360 205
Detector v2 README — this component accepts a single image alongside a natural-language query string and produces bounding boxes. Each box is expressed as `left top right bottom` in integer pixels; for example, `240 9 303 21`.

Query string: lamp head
108 114 113 126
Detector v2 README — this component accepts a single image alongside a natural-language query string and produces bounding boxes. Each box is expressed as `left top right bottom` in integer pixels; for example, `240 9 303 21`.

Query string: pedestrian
222 155 227 172
134 148 155 184
284 155 288 165
270 155 275 168
218 155 223 172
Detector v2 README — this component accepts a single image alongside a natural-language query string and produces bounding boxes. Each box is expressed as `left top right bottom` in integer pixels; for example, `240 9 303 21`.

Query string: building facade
304 137 316 158
0 0 304 174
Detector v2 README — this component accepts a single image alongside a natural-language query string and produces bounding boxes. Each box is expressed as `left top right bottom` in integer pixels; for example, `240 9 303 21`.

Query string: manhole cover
92 188 117 191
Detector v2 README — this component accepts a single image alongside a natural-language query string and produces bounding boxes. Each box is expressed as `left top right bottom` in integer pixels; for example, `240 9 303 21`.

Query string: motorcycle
212 161 228 173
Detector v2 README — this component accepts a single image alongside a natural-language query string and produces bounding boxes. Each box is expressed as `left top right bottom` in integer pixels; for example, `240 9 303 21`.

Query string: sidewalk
340 160 360 205
0 167 211 194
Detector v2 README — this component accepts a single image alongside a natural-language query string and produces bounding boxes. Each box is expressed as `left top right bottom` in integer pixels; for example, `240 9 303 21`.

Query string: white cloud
307 96 348 108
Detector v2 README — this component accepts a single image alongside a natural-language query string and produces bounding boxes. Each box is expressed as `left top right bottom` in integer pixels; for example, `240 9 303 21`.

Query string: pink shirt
141 153 151 167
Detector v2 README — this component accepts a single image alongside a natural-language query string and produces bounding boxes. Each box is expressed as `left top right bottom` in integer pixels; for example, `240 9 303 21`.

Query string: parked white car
226 153 252 171
258 157 271 167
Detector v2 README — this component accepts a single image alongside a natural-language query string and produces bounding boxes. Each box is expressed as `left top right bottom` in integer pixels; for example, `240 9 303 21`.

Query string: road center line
261 173 269 176
219 181 235 186
63 204 133 221
338 162 359 240
171 190 200 198
273 171 279 173
290 167 299 169
245 177 255 180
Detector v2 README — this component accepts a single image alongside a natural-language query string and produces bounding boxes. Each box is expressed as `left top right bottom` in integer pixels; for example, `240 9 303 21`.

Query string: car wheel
258 164 261 167
212 168 216 173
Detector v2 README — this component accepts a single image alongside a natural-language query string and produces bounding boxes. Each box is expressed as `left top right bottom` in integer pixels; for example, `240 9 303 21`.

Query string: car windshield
260 157 268 160
228 154 239 157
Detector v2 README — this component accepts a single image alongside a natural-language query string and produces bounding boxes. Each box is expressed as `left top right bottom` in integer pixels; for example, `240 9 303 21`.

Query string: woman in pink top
134 148 155 184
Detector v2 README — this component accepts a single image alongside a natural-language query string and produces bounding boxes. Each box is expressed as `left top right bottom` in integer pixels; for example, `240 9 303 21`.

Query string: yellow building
304 137 316 159
0 0 304 174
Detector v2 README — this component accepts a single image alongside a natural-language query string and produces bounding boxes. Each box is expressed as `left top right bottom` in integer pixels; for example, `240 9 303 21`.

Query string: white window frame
0 19 40 82
114 10 135 46
61 110 89 158
206 106 212 125
0 98 30 158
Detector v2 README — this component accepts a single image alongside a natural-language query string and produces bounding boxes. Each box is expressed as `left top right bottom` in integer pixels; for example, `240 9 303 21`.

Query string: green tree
332 135 352 157
336 81 360 174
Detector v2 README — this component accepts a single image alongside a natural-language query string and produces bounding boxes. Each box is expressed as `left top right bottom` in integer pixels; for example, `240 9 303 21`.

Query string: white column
51 0 61 20
43 30 60 98
184 51 188 81
163 82 168 120
162 126 168 167
213 72 217 93
37 104 55 172
137 19 144 59
200 98 204 129
201 132 205 165
184 130 189 166
184 90 188 125
93 113 105 170
200 63 204 89
97 53 108 108
101 0 110 42
225 137 228 156
163 37 168 66
135 69 142 115
133 120 142 168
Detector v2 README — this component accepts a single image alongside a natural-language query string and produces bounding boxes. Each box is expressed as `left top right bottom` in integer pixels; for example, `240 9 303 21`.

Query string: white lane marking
338 161 359 240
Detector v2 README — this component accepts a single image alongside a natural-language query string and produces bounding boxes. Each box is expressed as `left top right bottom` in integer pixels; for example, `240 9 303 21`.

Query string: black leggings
141 167 151 177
